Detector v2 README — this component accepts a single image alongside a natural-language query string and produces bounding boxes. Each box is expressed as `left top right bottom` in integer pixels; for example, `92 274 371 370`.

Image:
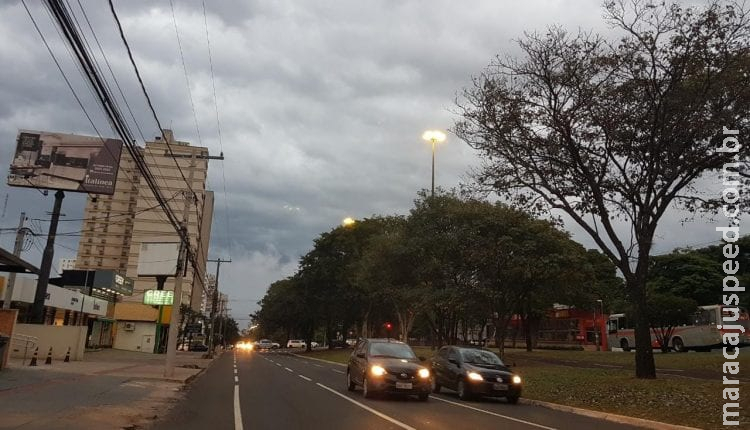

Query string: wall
12 324 87 361
113 321 155 352
0 309 18 369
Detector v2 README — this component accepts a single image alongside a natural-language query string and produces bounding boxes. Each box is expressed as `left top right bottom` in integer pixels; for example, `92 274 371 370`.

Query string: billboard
137 242 180 277
8 130 123 195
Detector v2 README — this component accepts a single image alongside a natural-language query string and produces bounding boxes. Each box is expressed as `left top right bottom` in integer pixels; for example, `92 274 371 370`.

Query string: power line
169 0 203 148
202 0 232 259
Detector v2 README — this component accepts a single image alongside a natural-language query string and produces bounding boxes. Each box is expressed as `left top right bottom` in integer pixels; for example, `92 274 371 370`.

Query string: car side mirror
356 352 365 358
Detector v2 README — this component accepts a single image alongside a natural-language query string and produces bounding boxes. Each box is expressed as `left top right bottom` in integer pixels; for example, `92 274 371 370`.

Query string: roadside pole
31 191 65 324
2 212 27 309
207 258 230 358
165 152 196 377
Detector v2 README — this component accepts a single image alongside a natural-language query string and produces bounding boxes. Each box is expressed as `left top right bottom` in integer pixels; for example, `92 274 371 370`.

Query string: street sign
143 290 174 306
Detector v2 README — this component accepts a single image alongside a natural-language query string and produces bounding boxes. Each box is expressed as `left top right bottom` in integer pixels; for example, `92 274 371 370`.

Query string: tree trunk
631 282 657 378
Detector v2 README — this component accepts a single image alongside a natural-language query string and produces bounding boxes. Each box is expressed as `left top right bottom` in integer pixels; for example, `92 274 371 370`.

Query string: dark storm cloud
0 0 732 321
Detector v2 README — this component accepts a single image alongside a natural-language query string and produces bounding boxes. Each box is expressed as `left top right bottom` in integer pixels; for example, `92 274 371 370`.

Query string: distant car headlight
370 365 387 377
467 372 484 381
418 368 430 379
512 375 522 384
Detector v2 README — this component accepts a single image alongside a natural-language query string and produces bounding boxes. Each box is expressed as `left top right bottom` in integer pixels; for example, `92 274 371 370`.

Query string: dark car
346 338 431 401
189 343 209 352
430 346 522 403
328 339 350 349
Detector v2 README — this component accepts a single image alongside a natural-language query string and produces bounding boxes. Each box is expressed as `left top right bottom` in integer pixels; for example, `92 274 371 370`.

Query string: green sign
143 290 174 306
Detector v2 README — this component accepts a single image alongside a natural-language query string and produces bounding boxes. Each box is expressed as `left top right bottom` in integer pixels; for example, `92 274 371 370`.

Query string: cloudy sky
0 0 733 323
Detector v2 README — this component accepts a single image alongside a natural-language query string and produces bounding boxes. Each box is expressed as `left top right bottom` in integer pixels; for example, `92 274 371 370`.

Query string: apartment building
76 130 214 352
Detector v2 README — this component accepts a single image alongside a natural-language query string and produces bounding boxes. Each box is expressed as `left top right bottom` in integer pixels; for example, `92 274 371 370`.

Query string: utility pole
31 191 65 323
2 212 27 309
165 152 195 377
207 257 230 358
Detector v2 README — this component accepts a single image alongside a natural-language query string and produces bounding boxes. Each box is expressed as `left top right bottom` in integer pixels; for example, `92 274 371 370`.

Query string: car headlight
467 372 484 381
418 368 430 379
370 365 386 377
512 375 522 384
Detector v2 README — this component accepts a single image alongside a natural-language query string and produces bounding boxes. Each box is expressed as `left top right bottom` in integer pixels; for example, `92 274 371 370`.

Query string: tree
455 0 750 378
642 293 697 353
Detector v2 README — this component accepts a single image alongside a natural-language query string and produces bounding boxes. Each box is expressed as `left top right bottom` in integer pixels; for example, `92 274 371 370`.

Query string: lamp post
595 299 603 351
422 130 446 198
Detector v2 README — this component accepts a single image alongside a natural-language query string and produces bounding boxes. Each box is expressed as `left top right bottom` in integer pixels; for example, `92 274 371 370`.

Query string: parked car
287 339 306 348
430 346 522 403
310 341 319 348
346 338 431 401
272 342 280 349
189 343 209 352
328 339 350 349
257 339 274 350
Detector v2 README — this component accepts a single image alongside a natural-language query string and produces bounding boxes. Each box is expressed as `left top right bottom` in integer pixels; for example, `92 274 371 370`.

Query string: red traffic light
385 322 392 331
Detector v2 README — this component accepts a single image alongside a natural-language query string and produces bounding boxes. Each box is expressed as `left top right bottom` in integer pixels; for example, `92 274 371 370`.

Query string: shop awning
0 247 39 274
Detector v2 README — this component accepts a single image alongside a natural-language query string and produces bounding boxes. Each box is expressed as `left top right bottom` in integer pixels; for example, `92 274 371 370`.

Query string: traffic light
385 322 392 331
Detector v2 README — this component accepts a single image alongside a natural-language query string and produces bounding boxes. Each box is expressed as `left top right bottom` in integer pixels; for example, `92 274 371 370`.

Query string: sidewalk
0 348 222 429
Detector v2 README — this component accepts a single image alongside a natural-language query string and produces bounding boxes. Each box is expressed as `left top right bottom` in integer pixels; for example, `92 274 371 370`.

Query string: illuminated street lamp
422 130 446 197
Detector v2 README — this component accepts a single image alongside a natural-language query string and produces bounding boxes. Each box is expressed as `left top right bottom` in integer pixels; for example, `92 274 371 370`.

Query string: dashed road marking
285 367 294 372
316 383 416 430
332 369 345 374
298 375 312 381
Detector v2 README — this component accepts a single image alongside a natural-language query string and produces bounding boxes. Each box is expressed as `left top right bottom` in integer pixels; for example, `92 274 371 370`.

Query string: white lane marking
234 375 239 383
430 396 557 430
332 369 345 374
233 385 243 430
234 369 238 374
298 375 312 381
313 364 323 368
316 383 416 430
285 367 294 372
276 363 282 367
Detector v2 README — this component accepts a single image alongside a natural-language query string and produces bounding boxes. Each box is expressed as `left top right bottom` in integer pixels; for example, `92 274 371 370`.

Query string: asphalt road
155 350 645 430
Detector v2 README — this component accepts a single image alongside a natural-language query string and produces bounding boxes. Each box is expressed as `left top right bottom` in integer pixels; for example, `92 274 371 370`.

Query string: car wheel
620 338 631 352
431 378 441 394
363 376 374 399
507 395 520 405
418 392 429 401
672 337 687 353
346 370 356 392
457 379 471 401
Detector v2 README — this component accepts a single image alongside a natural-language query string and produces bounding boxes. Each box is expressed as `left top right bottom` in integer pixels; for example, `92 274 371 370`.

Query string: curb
521 398 701 430
291 353 346 367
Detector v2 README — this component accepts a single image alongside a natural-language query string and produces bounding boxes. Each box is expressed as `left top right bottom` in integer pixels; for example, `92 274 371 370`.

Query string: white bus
607 305 750 352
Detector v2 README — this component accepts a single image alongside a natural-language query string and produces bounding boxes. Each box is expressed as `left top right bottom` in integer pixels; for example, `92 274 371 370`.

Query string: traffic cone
44 347 53 365
29 347 38 366
64 347 70 363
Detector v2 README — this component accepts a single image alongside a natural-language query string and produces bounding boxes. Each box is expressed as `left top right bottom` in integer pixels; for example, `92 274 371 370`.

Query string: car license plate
395 382 412 389
493 383 508 391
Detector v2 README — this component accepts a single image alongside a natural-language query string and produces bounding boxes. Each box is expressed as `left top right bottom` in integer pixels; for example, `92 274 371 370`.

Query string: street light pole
595 299 603 351
422 130 446 198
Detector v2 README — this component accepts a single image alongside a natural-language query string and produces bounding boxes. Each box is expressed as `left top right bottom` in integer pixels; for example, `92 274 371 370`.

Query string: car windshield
369 342 416 359
460 349 504 366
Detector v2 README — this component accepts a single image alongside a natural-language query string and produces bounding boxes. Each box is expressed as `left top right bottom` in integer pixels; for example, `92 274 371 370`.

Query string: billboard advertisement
143 290 174 306
8 130 123 195
137 243 180 277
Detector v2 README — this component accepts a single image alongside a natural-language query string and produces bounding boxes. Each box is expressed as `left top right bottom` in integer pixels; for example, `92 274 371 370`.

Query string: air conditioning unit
124 322 136 331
